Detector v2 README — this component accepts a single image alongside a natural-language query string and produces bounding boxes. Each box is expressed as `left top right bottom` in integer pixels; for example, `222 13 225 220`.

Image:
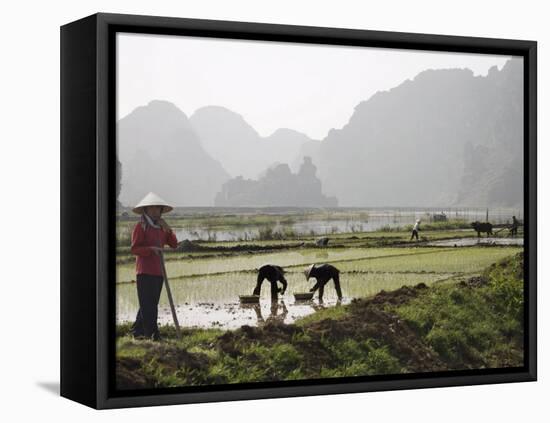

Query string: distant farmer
253 264 288 302
510 215 520 237
130 192 178 341
410 219 421 241
305 263 343 301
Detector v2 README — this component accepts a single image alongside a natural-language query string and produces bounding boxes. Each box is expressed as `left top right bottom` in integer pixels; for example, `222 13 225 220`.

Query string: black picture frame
60 12 537 409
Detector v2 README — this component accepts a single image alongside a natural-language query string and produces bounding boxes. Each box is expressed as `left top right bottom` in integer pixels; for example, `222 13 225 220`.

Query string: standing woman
130 192 179 341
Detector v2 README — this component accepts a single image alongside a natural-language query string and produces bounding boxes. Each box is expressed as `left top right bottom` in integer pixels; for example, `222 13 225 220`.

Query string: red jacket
130 223 178 276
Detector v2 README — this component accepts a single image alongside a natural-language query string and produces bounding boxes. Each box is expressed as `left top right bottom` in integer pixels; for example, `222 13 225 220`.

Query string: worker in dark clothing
305 263 343 301
253 264 288 302
510 216 520 237
410 219 421 241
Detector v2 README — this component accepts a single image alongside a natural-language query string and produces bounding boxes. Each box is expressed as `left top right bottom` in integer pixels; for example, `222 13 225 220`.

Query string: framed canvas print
60 13 537 409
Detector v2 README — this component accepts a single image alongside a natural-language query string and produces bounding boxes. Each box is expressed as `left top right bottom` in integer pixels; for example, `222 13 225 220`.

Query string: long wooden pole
159 250 182 339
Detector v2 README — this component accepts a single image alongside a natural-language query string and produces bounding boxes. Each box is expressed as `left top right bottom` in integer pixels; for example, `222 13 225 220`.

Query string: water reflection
117 272 454 329
241 301 289 326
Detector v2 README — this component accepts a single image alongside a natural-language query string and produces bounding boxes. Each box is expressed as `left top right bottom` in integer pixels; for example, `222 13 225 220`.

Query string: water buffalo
471 221 494 237
253 264 288 301
305 263 342 301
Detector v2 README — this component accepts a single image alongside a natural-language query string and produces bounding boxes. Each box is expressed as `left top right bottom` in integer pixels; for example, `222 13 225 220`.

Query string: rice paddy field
115 208 523 330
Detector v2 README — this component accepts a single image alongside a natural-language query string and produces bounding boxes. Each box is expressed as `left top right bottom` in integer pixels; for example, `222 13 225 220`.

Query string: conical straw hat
132 192 173 214
304 264 315 280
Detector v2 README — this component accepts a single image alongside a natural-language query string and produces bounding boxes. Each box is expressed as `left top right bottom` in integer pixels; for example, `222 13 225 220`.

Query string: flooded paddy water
116 207 523 330
168 207 522 242
116 243 521 329
426 237 523 247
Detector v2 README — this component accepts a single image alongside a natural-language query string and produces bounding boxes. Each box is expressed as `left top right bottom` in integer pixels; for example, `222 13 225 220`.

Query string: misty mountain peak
413 67 474 82
318 59 523 207
191 105 259 136
265 127 314 142
189 106 314 178
117 100 230 206
132 100 190 121
191 105 255 126
147 99 183 110
193 104 241 115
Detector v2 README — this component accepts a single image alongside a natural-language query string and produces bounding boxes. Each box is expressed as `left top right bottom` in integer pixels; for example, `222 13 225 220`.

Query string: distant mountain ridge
189 106 315 179
315 58 523 208
117 58 523 209
117 100 230 207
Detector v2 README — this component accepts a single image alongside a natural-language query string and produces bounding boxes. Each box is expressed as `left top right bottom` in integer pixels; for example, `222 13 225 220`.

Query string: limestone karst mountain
117 100 230 207
315 58 523 208
214 156 337 207
189 106 315 179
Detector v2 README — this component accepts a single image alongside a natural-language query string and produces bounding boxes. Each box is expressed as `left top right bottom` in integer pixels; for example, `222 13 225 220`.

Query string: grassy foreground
116 252 524 389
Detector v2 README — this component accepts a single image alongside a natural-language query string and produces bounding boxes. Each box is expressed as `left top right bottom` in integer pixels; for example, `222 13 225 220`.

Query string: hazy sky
117 32 511 140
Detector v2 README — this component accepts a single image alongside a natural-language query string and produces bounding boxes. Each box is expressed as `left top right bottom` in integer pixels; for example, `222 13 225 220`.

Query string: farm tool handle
494 226 509 234
160 249 182 339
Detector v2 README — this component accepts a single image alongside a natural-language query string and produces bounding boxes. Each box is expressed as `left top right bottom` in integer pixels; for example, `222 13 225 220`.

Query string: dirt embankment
216 283 444 373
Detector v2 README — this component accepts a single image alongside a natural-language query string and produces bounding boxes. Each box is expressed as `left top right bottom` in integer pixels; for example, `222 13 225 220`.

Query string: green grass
394 253 524 368
116 326 403 387
334 247 520 274
116 247 446 283
318 340 401 377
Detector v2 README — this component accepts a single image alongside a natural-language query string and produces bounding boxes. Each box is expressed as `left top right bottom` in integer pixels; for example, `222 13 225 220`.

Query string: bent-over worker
253 264 288 302
305 263 343 301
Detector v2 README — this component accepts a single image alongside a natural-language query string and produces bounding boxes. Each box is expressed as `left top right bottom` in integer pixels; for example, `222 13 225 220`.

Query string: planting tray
239 294 260 303
293 292 314 301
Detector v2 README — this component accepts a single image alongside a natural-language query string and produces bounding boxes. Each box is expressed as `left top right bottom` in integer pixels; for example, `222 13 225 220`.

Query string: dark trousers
131 273 164 340
410 229 419 240
310 275 343 301
253 278 281 302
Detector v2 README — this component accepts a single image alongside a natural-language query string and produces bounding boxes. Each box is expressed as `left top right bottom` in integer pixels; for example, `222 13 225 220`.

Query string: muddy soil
117 282 445 388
